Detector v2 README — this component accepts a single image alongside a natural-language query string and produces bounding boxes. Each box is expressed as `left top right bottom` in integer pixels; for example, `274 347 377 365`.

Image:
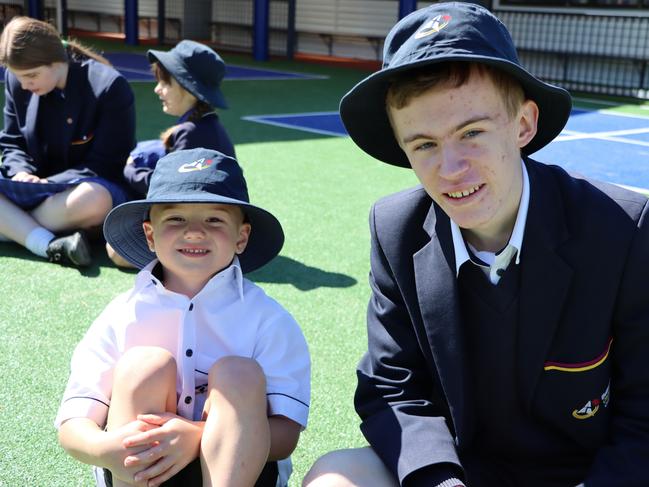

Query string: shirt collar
451 159 530 276
136 256 245 301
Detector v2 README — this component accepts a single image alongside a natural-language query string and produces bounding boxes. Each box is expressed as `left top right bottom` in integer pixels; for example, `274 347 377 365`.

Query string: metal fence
497 9 649 98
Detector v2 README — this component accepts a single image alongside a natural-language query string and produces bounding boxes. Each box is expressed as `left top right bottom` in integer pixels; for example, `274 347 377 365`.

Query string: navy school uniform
123 110 235 198
0 59 136 208
356 158 649 487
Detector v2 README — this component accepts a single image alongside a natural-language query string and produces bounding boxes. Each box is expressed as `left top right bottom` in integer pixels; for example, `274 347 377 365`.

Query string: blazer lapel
517 160 573 411
414 204 473 444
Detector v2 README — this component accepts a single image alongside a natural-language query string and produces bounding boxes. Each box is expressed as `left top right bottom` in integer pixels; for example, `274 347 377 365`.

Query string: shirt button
66 117 73 124
189 303 194 311
496 268 505 277
185 349 193 357
184 396 192 404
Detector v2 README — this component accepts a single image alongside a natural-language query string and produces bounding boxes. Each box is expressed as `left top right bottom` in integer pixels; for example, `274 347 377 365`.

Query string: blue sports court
244 108 649 190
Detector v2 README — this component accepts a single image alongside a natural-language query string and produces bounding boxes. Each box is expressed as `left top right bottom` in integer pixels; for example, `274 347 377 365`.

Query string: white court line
556 127 649 147
241 114 344 137
573 96 649 111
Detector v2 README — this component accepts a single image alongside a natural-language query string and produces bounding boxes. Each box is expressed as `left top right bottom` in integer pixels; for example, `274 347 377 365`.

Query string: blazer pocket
534 337 613 449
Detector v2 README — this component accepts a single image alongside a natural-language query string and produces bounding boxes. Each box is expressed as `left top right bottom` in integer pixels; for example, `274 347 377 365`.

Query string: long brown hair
153 62 214 150
0 16 109 69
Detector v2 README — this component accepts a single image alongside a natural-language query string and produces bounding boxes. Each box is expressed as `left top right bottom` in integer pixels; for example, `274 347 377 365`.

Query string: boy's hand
122 413 204 487
100 419 160 486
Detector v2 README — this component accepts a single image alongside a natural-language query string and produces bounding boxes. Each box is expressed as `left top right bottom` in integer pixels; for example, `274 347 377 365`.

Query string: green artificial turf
1 43 648 485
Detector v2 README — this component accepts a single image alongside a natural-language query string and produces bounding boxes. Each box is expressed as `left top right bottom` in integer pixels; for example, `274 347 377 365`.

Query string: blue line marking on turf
244 108 649 190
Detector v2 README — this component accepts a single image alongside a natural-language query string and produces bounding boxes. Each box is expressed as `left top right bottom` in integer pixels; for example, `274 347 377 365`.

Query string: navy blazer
356 158 649 486
123 112 234 197
0 59 136 184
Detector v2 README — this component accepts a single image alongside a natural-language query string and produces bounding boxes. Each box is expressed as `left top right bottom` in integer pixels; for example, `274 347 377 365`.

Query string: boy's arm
268 415 301 461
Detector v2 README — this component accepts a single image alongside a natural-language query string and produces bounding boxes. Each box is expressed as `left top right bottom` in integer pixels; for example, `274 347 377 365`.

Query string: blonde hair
0 16 109 69
386 62 525 119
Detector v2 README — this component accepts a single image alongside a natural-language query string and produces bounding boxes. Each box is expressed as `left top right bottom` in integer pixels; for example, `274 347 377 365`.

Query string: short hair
386 62 526 119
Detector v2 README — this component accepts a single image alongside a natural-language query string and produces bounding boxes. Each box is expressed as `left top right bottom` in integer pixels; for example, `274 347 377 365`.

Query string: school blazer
355 158 649 486
0 59 135 184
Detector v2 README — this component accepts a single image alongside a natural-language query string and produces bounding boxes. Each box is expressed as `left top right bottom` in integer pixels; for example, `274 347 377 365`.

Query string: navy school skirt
0 176 129 210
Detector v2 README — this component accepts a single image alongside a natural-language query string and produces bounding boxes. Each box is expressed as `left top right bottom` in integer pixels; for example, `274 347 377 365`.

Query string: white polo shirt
55 258 310 430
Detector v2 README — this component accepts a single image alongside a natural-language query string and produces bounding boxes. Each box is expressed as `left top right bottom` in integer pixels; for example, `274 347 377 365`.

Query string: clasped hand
107 413 203 487
12 171 48 183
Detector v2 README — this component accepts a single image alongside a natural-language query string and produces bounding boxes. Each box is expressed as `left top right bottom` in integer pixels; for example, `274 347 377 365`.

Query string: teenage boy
305 3 649 487
56 148 310 487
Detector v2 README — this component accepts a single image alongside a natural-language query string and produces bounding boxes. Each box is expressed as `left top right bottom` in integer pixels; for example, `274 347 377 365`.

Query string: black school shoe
46 231 92 267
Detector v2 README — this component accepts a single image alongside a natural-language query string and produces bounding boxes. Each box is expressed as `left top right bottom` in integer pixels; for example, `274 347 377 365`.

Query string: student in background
0 16 135 267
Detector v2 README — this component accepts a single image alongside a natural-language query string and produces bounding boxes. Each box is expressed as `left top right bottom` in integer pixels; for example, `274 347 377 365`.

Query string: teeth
447 185 481 199
182 248 207 254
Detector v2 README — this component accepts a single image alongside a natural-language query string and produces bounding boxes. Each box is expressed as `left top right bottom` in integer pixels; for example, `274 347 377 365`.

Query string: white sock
25 227 56 258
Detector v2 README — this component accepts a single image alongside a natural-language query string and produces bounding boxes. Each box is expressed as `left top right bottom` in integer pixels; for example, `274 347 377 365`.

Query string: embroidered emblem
178 158 214 173
572 381 610 420
415 14 452 39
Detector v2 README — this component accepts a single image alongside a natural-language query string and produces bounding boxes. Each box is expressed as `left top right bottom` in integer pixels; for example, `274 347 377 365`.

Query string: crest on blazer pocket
572 381 610 420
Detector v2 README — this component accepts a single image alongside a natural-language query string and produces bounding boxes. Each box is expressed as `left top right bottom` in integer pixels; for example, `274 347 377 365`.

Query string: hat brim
104 194 283 273
339 55 572 168
147 49 228 109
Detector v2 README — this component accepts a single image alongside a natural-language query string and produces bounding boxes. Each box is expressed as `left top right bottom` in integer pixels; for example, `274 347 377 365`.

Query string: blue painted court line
0 52 328 82
244 108 649 189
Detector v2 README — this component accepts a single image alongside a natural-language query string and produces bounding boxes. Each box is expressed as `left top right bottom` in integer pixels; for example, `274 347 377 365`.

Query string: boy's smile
143 203 250 297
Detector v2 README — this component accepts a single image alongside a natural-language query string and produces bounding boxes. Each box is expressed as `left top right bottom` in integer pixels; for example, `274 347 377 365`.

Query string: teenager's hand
12 171 46 183
100 419 161 487
122 413 204 487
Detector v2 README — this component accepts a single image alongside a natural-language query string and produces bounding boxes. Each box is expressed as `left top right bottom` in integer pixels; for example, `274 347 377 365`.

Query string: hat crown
147 148 249 203
384 2 519 70
173 40 225 87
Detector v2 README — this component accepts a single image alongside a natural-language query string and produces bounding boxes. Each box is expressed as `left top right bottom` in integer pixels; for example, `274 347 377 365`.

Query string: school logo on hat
178 157 214 173
572 382 610 420
415 14 452 39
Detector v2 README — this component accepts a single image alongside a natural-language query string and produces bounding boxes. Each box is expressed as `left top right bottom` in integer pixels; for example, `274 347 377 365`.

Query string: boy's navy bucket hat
339 2 572 167
104 148 283 273
148 40 228 109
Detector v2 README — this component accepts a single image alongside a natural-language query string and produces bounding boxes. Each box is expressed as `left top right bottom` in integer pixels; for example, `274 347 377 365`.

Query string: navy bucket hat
340 2 572 167
148 40 228 109
104 148 284 273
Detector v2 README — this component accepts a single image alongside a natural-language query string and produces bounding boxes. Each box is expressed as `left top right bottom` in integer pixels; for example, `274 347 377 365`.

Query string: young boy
55 148 310 487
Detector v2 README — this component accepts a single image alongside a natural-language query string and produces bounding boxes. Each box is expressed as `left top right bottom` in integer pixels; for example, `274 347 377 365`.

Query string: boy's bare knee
207 356 265 399
114 346 176 391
